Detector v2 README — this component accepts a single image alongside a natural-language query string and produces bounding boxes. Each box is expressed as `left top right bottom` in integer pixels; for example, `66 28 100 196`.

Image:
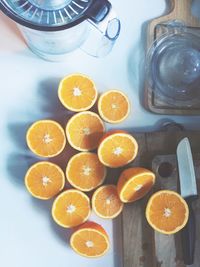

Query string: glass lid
147 29 200 107
0 0 93 30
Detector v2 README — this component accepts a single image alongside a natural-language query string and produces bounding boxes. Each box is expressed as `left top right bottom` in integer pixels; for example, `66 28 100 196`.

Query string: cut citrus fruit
98 90 130 123
146 190 189 234
117 167 156 203
66 152 106 192
58 73 97 112
92 185 124 219
98 130 138 168
26 120 66 158
66 111 105 151
70 221 110 258
52 189 90 228
25 161 65 200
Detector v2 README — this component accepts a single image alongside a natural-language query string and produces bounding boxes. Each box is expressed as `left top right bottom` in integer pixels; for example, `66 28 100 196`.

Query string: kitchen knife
177 137 198 265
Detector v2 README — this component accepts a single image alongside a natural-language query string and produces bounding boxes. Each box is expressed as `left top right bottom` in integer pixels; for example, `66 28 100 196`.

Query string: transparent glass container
146 22 200 108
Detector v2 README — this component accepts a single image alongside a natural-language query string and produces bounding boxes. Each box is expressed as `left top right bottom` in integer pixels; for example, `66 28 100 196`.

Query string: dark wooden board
122 124 200 267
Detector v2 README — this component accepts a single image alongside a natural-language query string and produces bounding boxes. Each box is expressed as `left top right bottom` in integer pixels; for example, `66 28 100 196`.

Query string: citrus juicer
0 0 121 61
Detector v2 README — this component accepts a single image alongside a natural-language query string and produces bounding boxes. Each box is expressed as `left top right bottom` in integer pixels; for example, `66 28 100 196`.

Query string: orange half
58 73 97 112
66 111 105 151
146 190 189 234
70 221 110 258
26 120 66 158
98 130 138 168
98 90 130 123
52 189 90 228
117 167 156 203
25 161 65 200
92 185 124 219
66 152 106 191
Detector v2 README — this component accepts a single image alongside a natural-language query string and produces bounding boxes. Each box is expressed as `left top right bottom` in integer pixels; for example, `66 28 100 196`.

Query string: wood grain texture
122 125 200 267
147 0 200 54
122 133 156 267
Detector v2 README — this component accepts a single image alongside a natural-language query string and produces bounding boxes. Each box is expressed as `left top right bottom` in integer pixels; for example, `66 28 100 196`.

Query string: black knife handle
181 198 196 265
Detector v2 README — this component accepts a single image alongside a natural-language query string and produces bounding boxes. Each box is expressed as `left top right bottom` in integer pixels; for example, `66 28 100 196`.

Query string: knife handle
181 198 196 265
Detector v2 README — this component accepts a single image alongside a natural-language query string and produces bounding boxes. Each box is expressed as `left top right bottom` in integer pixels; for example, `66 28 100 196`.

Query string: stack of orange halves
25 74 189 258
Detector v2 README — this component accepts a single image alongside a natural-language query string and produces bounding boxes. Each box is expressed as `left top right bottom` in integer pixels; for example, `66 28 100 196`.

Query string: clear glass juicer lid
0 0 102 29
147 23 200 107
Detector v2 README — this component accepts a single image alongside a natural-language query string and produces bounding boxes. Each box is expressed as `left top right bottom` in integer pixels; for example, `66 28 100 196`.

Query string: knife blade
176 137 198 265
177 138 197 198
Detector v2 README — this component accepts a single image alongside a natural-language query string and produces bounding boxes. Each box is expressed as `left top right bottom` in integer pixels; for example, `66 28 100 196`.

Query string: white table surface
1 1 200 267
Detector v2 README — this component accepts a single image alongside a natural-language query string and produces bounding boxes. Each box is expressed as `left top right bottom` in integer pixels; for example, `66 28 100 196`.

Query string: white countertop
1 1 200 267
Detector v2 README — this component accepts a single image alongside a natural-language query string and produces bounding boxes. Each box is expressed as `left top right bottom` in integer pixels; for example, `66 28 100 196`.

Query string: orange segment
117 167 156 203
58 74 97 112
146 190 189 234
98 130 138 168
66 111 105 151
26 120 66 158
92 185 124 219
70 221 109 257
25 161 65 200
98 90 130 123
66 152 106 191
52 189 90 228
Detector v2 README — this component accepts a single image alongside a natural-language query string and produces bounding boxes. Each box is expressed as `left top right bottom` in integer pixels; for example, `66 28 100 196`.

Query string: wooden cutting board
122 124 200 267
144 0 200 115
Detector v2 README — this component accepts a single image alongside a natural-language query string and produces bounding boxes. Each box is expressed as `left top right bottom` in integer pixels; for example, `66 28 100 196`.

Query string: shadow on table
38 77 73 126
6 76 76 248
6 152 37 186
31 197 72 247
7 121 31 150
50 219 72 247
6 121 38 186
6 75 77 185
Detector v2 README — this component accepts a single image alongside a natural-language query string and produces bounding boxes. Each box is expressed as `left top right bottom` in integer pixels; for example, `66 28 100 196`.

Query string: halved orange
117 167 156 203
66 152 106 192
70 221 110 258
146 190 189 234
98 90 130 123
26 120 66 158
98 130 138 168
52 189 90 228
25 161 65 200
66 111 105 151
92 185 124 219
58 74 97 112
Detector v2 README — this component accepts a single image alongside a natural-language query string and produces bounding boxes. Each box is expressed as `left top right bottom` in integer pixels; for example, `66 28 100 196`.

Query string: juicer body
0 0 120 61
